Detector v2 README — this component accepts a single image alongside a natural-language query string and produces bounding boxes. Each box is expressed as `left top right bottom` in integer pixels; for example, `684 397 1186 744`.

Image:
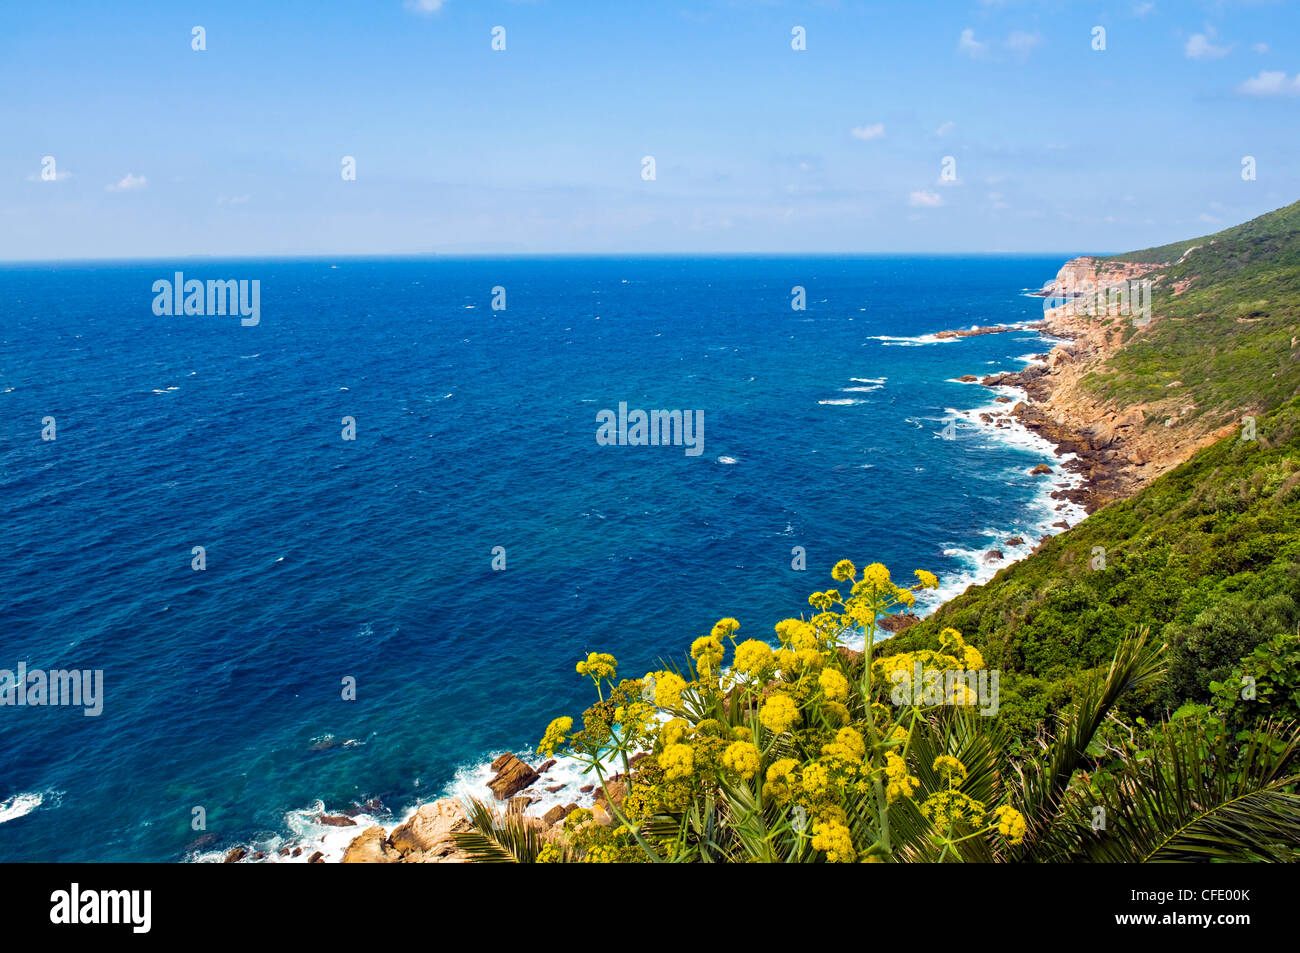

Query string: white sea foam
0 790 60 824
717 455 739 464
842 385 882 393
819 398 863 406
869 334 959 346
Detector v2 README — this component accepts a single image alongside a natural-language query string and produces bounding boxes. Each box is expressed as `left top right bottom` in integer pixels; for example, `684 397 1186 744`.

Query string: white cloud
936 121 956 137
909 189 944 208
1005 31 1042 54
1237 70 1300 95
27 170 71 182
988 191 1009 209
958 28 988 58
1252 42 1269 54
217 194 251 205
405 0 446 13
1185 29 1231 60
1132 2 1155 17
106 173 147 192
849 123 885 141
960 27 1041 60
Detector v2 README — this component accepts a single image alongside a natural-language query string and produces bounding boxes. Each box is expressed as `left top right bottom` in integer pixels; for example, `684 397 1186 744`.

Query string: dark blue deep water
0 256 1076 860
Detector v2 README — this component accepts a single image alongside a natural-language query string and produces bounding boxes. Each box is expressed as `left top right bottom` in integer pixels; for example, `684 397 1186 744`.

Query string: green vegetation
882 396 1300 741
453 567 1300 863
1085 199 1300 416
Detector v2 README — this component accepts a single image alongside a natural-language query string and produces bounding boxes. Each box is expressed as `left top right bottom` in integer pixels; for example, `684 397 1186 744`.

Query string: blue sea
0 256 1084 861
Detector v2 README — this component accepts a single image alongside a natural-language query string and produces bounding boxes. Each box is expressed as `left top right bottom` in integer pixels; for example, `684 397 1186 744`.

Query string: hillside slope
887 206 1300 737
987 200 1300 512
883 395 1300 737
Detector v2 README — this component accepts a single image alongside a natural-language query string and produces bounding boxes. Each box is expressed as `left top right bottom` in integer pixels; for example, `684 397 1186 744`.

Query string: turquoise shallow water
0 255 1078 860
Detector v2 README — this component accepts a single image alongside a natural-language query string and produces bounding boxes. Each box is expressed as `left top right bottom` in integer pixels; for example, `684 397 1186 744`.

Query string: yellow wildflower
818 667 849 701
811 819 854 863
932 755 968 785
690 635 725 675
733 639 775 677
758 694 800 734
661 743 695 780
722 741 761 780
831 559 856 582
993 805 1027 845
653 671 688 709
539 716 573 757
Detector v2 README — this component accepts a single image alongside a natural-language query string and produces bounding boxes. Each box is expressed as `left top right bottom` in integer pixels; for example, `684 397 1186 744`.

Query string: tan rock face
389 800 471 859
487 754 540 800
342 826 401 864
989 256 1239 511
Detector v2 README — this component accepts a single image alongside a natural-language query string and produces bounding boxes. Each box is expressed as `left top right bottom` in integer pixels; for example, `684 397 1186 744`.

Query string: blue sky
3 0 1299 259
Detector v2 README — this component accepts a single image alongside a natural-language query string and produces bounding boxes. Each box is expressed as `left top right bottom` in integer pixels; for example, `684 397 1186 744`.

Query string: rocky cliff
984 255 1239 511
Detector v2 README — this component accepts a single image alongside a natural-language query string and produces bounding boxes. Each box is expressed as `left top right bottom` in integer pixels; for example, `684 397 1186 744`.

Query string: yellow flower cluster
539 716 573 757
652 671 688 709
993 805 1027 845
576 652 617 680
932 755 968 786
811 819 855 863
732 639 774 677
690 635 725 675
920 791 987 831
662 717 690 746
763 758 799 803
721 741 761 780
821 726 866 764
818 667 849 701
711 617 741 641
884 751 919 803
661 743 695 780
758 694 799 734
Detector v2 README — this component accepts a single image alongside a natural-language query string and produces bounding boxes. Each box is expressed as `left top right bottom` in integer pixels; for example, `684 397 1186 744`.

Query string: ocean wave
819 398 864 406
868 334 959 346
0 790 61 824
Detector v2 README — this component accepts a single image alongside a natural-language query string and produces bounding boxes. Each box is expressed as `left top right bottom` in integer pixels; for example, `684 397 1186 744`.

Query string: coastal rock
487 754 540 800
1004 536 1025 546
545 784 566 793
536 759 557 774
507 796 534 815
579 784 595 794
983 550 1004 563
317 813 357 827
1030 464 1053 475
308 851 325 863
543 803 577 827
341 826 400 864
958 374 979 382
994 395 1013 403
223 847 247 864
878 612 920 633
593 780 628 810
388 800 471 860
